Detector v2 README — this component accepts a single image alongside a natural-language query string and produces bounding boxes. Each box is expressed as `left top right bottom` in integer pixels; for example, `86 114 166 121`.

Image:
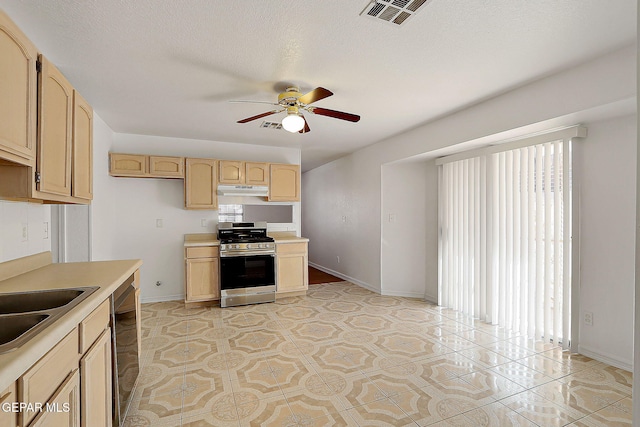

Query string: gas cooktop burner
220 236 275 244
218 221 275 256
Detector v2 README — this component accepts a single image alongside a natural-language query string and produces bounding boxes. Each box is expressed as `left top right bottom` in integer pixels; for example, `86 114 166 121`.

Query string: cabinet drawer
276 242 307 254
79 299 110 354
0 381 17 427
186 246 218 259
20 328 79 426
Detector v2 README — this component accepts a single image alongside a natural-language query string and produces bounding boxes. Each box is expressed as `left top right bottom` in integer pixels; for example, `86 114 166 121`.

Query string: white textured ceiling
0 1 635 171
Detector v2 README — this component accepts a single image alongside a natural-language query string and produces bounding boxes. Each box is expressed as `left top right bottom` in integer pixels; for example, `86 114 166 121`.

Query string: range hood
217 184 269 197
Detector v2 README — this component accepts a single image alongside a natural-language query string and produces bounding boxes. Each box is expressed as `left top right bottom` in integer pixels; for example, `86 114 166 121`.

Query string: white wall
90 113 117 262
302 46 636 367
91 132 301 302
380 160 438 300
577 114 636 369
0 201 51 263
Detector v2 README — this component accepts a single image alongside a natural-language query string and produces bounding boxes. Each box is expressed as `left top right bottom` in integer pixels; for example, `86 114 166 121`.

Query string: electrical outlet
341 215 347 223
584 311 593 326
201 219 207 227
156 219 163 228
43 222 49 239
21 223 28 242
389 213 397 223
336 256 340 264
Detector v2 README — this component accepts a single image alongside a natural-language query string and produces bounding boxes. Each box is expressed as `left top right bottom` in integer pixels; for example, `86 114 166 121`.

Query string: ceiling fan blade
237 110 282 123
298 115 311 134
297 87 333 105
308 107 360 122
230 100 279 106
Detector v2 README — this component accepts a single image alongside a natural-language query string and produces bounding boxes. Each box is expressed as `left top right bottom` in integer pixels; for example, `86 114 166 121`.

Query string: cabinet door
72 91 93 200
219 160 244 184
0 10 37 164
80 328 112 427
245 162 269 186
20 328 79 426
276 253 308 293
109 153 147 177
185 158 217 210
269 164 300 202
37 55 73 197
30 369 80 427
149 156 184 178
0 382 17 427
185 257 220 301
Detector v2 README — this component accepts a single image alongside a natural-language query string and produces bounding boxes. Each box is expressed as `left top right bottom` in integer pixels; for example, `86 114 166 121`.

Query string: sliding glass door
438 133 574 349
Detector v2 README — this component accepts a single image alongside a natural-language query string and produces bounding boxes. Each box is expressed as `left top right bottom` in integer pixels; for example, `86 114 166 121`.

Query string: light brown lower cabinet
30 370 80 427
276 242 308 294
13 297 115 427
80 328 112 427
19 328 79 427
185 246 220 303
0 381 17 427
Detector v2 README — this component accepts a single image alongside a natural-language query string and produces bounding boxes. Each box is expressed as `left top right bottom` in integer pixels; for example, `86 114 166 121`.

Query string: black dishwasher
111 282 139 426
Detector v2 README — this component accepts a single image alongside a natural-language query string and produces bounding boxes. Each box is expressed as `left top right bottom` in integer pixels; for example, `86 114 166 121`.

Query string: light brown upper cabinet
149 155 184 178
72 91 93 200
269 163 300 202
109 153 147 177
219 160 244 184
37 55 74 197
0 52 93 204
185 158 217 210
110 153 184 178
0 10 38 166
245 162 269 186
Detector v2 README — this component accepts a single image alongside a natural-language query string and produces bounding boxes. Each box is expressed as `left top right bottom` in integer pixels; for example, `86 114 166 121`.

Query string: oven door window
221 255 275 290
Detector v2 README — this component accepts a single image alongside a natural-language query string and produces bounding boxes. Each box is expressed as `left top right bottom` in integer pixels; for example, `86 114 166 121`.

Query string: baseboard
382 289 428 299
424 292 438 304
140 294 184 304
578 344 633 371
309 262 380 294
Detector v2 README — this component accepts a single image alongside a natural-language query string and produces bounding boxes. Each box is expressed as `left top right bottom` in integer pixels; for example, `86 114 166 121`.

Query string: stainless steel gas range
218 221 276 307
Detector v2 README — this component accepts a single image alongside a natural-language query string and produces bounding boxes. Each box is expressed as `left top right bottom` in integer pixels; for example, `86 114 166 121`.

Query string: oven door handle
220 251 275 258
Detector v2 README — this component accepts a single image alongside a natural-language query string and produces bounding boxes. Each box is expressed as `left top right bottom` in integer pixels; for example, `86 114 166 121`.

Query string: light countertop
184 233 219 247
268 232 309 243
0 257 142 391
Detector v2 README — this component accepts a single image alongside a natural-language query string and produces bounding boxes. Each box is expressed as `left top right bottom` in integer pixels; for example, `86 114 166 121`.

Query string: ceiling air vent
361 0 432 26
260 121 283 130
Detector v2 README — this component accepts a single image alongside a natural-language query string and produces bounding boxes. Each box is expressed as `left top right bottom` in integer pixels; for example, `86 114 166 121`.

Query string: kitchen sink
0 286 98 354
0 313 49 346
0 288 90 314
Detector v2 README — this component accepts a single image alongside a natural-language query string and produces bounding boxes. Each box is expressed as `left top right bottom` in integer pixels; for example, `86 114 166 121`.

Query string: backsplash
0 201 51 263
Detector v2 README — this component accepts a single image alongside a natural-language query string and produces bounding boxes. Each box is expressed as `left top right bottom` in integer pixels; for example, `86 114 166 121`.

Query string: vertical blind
438 137 572 349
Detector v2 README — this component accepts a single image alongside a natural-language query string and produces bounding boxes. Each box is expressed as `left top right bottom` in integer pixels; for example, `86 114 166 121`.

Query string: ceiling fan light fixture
282 113 305 133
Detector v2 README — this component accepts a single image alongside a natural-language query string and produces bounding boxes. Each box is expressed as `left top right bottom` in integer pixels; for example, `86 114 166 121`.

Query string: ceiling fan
231 87 360 133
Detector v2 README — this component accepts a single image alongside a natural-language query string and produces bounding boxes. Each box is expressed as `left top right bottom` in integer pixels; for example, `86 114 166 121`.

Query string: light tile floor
125 282 633 427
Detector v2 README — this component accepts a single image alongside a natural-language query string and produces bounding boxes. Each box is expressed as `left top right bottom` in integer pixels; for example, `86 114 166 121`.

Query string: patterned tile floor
125 282 633 427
